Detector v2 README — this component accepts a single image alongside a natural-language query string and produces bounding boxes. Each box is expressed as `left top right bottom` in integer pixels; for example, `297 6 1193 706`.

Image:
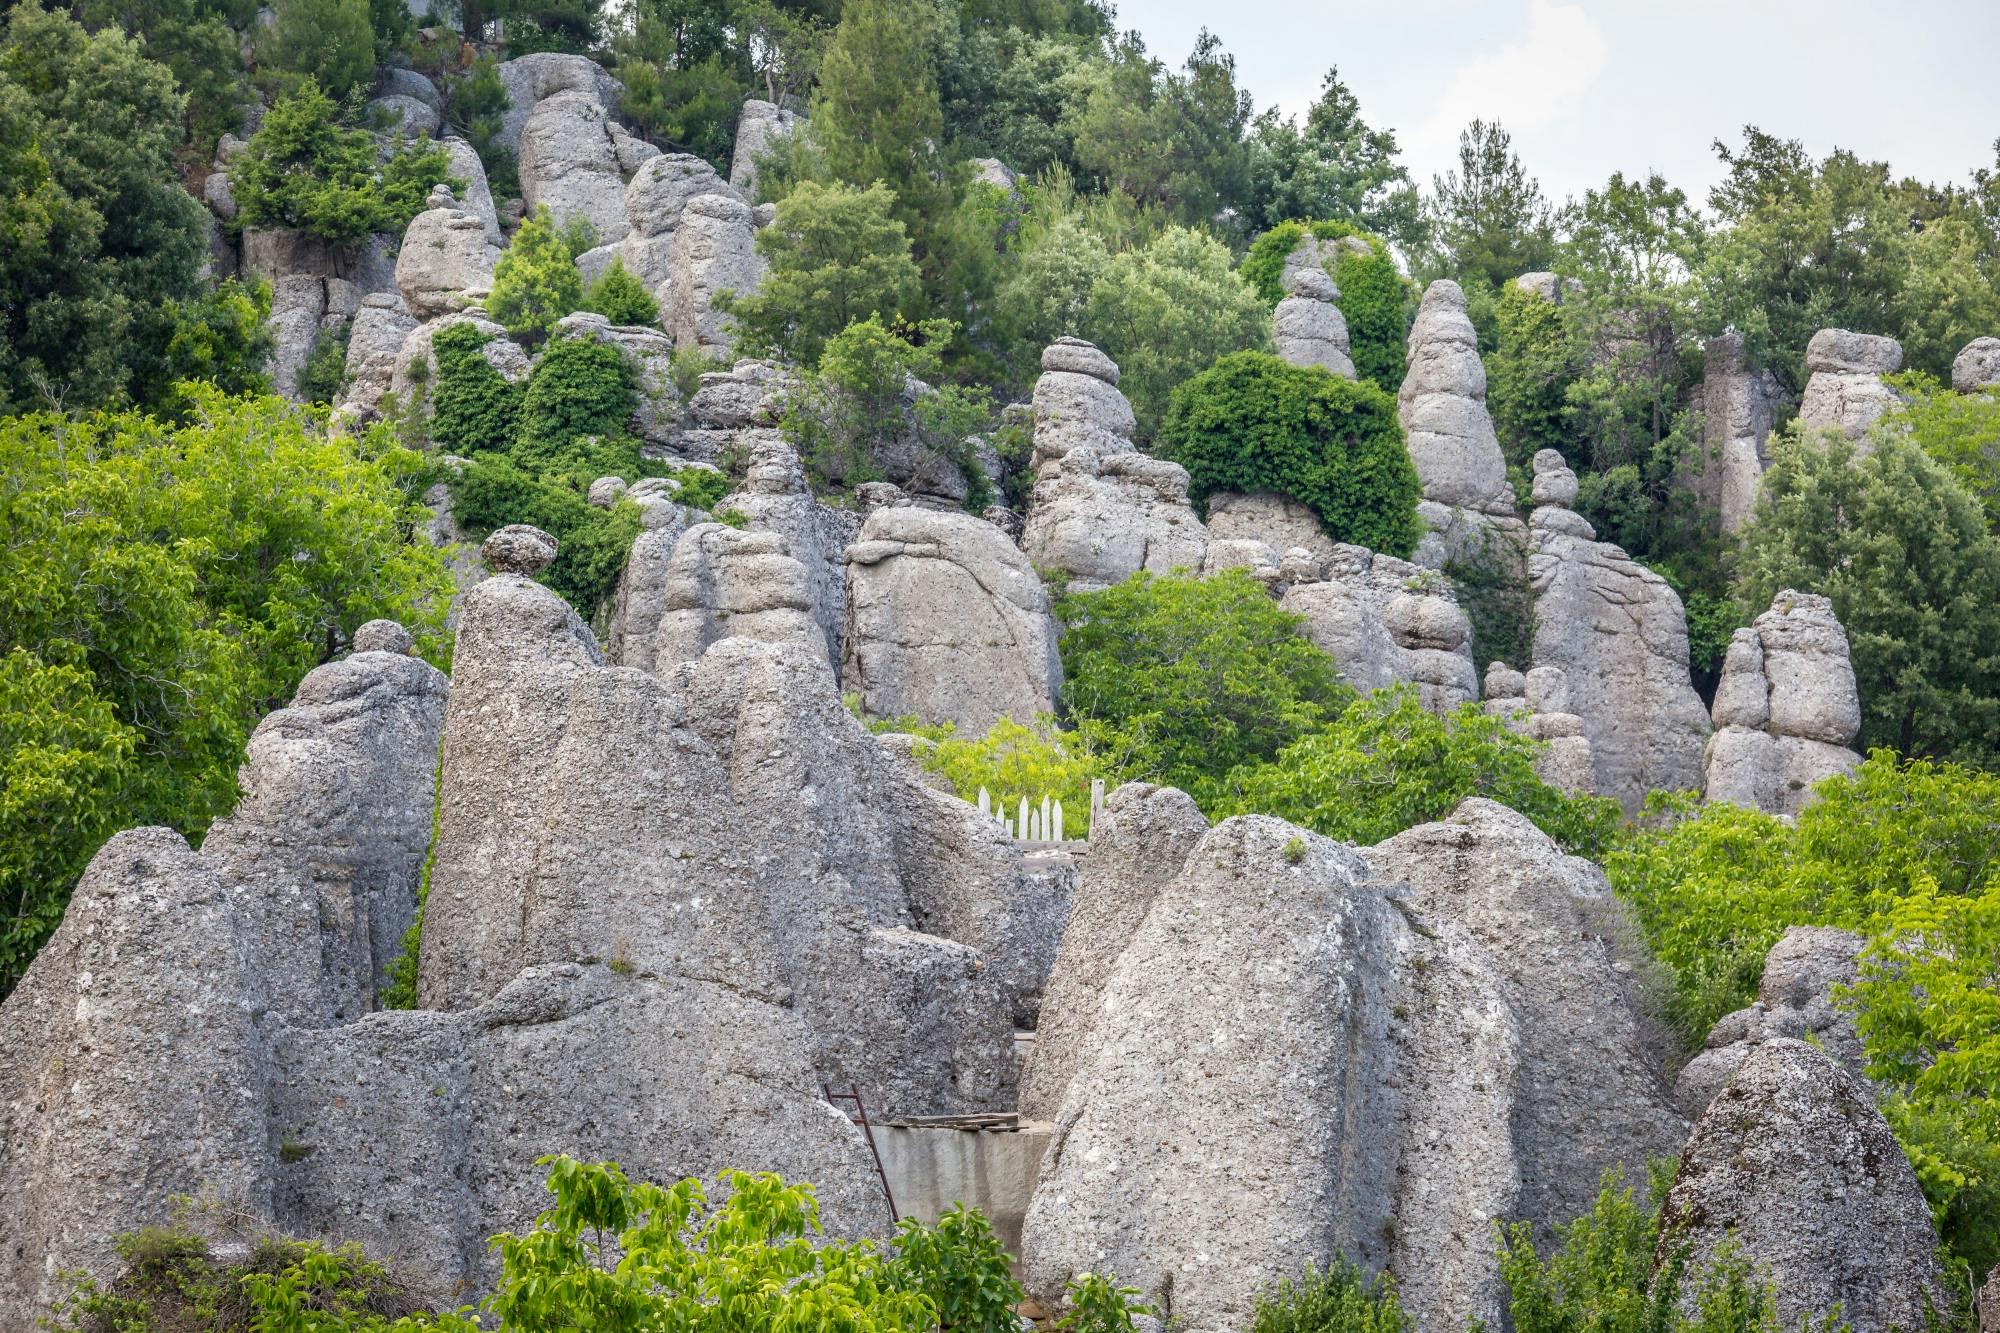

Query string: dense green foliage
1215 689 1623 857
875 715 1106 838
1056 570 1355 805
727 180 922 366
487 207 587 343
0 392 451 993
1239 220 1411 391
1496 1167 1810 1333
429 322 524 456
254 0 376 99
1252 1257 1408 1333
1156 351 1421 558
1736 430 2000 766
515 336 635 471
580 257 660 327
230 80 453 243
0 3 217 413
1239 68 1425 251
1895 372 2000 530
887 1204 1024 1332
1606 754 2000 1276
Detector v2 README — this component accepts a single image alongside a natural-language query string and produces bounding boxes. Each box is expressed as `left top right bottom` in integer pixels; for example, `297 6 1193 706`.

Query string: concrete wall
876 1123 1052 1255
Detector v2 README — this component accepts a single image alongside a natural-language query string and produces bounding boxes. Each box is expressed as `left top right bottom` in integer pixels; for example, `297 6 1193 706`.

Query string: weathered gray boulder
1203 490 1331 566
1690 332 1789 532
665 193 762 352
1674 927 1867 1118
368 93 439 137
1656 1040 1946 1332
1799 328 1906 443
1483 662 1595 792
242 227 400 400
1399 280 1515 516
1954 336 2000 394
1017 782 1210 1121
729 97 802 194
518 90 631 245
1279 544 1479 713
337 294 419 420
706 434 861 665
1020 444 1208 591
1704 590 1862 815
438 136 502 247
1529 450 1709 810
844 507 1062 732
1030 337 1137 464
481 523 558 574
494 52 621 159
632 523 824 668
394 187 499 318
1272 234 1355 378
1021 813 1521 1331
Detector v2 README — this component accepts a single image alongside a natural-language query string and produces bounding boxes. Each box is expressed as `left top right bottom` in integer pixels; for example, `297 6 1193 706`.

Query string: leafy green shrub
1252 1257 1408 1333
1056 1272 1154 1333
1057 569 1352 805
1156 350 1422 559
488 207 585 343
0 391 452 994
726 181 922 367
298 319 352 407
583 257 661 327
665 465 733 512
1736 430 2000 766
889 1204 1024 1332
254 0 376 101
429 322 523 456
231 80 455 244
1213 688 1623 856
882 716 1106 838
1890 371 2000 531
1085 225 1272 437
1488 276 1579 471
1496 1166 1808 1333
1241 220 1410 392
516 337 635 472
160 280 277 408
450 455 641 614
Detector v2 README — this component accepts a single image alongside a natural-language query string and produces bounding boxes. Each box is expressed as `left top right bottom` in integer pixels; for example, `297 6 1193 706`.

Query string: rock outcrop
1703 590 1863 816
1398 280 1524 569
1482 662 1596 792
845 507 1062 732
1528 450 1709 809
1021 801 1684 1332
1272 234 1355 378
1656 1040 1946 1332
241 228 398 400
518 90 633 245
546 311 681 449
1202 490 1332 566
1028 337 1137 465
623 523 825 670
337 294 419 420
1279 545 1479 713
708 435 862 665
438 136 503 247
1692 332 1789 532
494 52 621 159
1955 336 2000 394
394 185 499 319
1798 329 1905 443
1673 927 1867 1118
729 97 802 195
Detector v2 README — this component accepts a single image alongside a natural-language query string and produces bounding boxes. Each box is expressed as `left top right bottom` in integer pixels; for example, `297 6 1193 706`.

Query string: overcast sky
1114 0 2000 210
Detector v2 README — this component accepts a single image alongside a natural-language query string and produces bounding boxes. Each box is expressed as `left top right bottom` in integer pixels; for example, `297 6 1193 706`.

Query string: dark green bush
1242 221 1411 391
516 337 636 472
1156 351 1421 559
451 455 641 613
583 258 661 327
430 323 523 456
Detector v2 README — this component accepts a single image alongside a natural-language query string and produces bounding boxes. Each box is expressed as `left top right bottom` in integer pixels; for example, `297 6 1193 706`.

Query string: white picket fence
975 779 1106 843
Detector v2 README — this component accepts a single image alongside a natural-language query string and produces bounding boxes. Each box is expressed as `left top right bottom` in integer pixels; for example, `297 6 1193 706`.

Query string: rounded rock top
352 619 415 655
1805 328 1904 376
1951 336 2000 394
1040 337 1120 385
483 524 560 575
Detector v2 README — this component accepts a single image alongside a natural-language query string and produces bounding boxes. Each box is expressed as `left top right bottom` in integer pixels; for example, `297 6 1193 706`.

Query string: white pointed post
978 786 991 818
1053 800 1064 842
1017 796 1029 840
1089 779 1106 836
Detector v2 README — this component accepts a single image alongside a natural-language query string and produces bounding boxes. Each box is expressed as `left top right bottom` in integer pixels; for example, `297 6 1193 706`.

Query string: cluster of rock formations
1703 591 1864 816
1482 662 1595 793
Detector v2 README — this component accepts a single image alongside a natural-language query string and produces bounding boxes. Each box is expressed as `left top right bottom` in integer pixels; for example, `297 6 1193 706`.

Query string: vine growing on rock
1241 220 1412 392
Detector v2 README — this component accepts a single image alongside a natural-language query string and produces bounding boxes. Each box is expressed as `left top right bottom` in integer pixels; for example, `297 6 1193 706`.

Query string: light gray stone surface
394 192 499 318
1529 451 1709 810
1273 235 1355 378
665 193 761 352
518 90 631 246
1398 280 1515 516
1279 544 1479 713
1799 328 1906 443
481 524 558 574
633 523 825 668
729 97 802 195
844 507 1062 732
1691 332 1789 532
1202 490 1330 566
494 52 621 159
1674 927 1867 1119
547 311 682 447
708 434 861 666
1656 1039 1946 1332
337 296 419 420
369 93 440 138
1954 336 2000 394
438 137 502 247
1021 445 1209 591
1703 590 1862 815
1030 338 1137 464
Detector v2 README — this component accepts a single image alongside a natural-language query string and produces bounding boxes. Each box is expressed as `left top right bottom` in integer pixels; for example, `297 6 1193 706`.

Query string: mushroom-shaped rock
482 524 559 575
1272 235 1355 378
1656 1040 1946 1332
395 199 498 319
1030 337 1136 463
1799 328 1906 443
1398 280 1515 515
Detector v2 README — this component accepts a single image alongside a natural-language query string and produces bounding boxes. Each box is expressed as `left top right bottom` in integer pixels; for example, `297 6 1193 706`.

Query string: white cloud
1403 0 1608 165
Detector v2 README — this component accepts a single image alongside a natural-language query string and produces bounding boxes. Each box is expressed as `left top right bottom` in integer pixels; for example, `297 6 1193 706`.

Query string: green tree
1240 220 1412 392
1242 68 1426 253
1252 1256 1409 1333
1156 350 1421 558
1892 371 2000 530
254 0 377 100
1736 430 2000 765
488 206 586 342
1083 225 1271 436
231 80 454 244
725 180 921 365
0 2 208 412
71 0 252 147
0 392 453 993
1056 569 1353 805
1214 689 1623 856
885 716 1106 838
159 279 277 407
1425 119 1556 292
992 214 1109 369
582 256 661 327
